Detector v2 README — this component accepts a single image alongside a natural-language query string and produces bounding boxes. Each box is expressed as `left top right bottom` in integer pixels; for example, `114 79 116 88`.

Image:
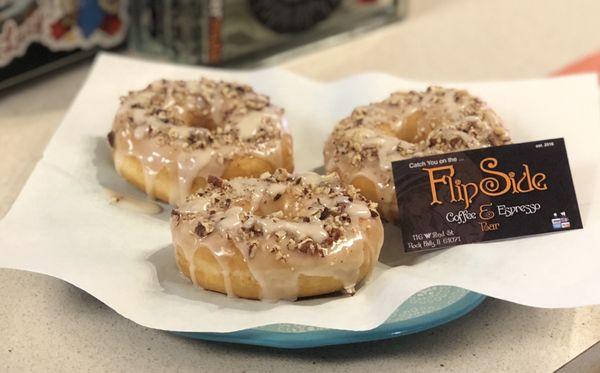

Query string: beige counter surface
2 0 600 371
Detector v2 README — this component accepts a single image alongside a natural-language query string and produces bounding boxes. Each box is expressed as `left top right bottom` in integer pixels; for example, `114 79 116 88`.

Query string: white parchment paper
1 54 599 332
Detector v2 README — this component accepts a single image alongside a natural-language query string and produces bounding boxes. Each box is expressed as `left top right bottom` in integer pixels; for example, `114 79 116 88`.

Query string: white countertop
2 0 600 371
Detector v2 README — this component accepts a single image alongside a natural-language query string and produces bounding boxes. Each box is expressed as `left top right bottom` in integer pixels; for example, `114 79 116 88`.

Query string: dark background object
249 0 342 33
129 0 407 66
1 0 405 90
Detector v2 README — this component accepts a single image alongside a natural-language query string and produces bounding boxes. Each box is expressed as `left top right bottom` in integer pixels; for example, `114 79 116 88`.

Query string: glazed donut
324 86 511 222
108 78 294 205
170 169 384 301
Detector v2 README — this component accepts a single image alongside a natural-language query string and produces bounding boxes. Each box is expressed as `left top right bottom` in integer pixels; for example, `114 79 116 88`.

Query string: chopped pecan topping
319 207 331 220
194 222 207 237
207 175 223 188
289 238 322 257
329 228 342 242
274 230 286 241
321 237 334 247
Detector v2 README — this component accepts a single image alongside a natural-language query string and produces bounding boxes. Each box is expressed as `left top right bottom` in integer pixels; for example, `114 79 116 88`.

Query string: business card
392 138 582 252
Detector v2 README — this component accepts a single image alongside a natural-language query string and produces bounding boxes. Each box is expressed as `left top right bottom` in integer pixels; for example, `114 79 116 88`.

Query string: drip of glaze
345 203 371 219
175 149 213 204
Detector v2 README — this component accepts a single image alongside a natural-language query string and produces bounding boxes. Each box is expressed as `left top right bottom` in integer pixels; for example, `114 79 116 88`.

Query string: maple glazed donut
324 86 511 222
107 78 294 205
170 169 384 301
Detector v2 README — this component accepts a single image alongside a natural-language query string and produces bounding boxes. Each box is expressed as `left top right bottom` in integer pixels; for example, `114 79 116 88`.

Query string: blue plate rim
172 288 485 349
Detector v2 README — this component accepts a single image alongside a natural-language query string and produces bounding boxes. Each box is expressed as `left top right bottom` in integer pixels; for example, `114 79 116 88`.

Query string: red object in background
51 20 72 39
553 50 600 79
208 17 223 65
101 14 123 35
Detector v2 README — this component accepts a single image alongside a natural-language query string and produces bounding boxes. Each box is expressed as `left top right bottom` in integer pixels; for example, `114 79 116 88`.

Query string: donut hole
164 95 218 130
190 176 208 193
254 196 289 217
233 189 305 221
351 175 380 205
177 108 218 130
218 184 288 218
222 156 277 179
373 123 396 137
396 110 438 143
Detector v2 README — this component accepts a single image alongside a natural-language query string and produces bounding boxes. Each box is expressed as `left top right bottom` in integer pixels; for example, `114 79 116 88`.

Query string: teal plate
173 286 485 349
